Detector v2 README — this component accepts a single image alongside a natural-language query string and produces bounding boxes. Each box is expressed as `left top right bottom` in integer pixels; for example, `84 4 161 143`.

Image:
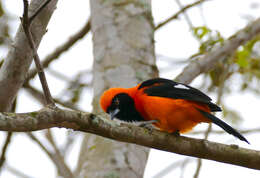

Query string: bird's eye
114 98 120 105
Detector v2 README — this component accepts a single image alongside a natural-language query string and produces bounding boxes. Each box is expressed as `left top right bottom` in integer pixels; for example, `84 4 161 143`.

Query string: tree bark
176 17 260 84
0 107 259 171
75 0 158 177
0 0 58 111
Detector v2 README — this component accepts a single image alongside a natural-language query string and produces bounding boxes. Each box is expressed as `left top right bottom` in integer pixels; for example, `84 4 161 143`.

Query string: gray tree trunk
76 0 158 177
0 0 58 111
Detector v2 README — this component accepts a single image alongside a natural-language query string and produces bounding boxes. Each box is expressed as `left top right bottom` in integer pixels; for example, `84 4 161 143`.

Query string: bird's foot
171 130 180 136
136 120 158 132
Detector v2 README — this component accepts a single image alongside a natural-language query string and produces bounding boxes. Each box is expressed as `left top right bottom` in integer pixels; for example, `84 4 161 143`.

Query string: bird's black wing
138 78 221 112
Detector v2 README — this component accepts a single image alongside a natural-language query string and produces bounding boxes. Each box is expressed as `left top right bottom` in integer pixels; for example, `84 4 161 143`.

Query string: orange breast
134 93 211 133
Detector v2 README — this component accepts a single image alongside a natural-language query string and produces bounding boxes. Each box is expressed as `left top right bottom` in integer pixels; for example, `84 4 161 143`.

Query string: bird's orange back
133 87 211 133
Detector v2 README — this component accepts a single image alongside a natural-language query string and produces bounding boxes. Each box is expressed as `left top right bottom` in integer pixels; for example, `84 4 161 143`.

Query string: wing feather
139 78 221 112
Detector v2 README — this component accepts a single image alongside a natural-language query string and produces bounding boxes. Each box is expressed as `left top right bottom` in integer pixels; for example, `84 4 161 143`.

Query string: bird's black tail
197 109 249 144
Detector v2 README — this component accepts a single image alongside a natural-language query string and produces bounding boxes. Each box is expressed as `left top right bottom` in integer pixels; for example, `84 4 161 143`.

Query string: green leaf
193 26 211 39
236 49 249 68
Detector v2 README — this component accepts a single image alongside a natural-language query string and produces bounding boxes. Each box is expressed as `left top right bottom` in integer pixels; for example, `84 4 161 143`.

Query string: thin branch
46 68 72 82
23 83 80 110
29 0 52 23
193 72 226 177
0 132 13 172
60 131 77 156
45 129 69 164
5 163 34 178
21 0 55 106
0 0 58 111
180 159 189 178
175 17 260 84
46 129 76 158
190 127 260 135
153 159 191 178
0 107 259 170
155 0 208 30
175 0 194 30
24 83 46 105
0 98 17 173
193 159 202 178
26 19 91 81
27 132 74 178
27 133 52 155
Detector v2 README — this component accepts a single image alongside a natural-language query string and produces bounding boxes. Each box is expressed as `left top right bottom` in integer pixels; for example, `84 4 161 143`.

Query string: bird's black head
107 93 145 122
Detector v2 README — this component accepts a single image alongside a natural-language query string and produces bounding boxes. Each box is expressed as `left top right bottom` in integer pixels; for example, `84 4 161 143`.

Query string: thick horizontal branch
0 107 259 170
176 17 260 84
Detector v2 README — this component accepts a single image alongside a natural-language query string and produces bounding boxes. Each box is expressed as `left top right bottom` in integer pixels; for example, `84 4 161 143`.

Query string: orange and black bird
100 78 249 144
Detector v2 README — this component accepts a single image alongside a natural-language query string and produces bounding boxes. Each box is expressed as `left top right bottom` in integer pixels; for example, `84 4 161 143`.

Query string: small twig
193 158 202 178
193 71 226 177
23 83 80 110
45 129 63 156
0 98 16 173
26 19 91 81
27 133 74 178
47 68 72 82
21 0 55 106
175 0 203 44
180 159 189 178
153 159 191 178
0 132 13 172
192 123 211 178
155 0 208 30
27 133 52 155
60 131 77 156
175 0 194 30
5 163 34 178
44 129 74 177
191 127 260 135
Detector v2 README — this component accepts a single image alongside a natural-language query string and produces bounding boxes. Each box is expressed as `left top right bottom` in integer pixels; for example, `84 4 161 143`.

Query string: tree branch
175 0 195 30
0 132 13 172
0 107 259 170
21 0 55 106
190 127 260 135
155 0 208 30
153 159 191 178
0 0 58 111
175 17 260 84
23 83 80 110
27 132 74 178
26 19 91 81
5 163 34 178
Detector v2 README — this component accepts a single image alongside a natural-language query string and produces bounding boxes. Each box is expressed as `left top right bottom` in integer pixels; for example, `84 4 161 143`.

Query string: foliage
191 27 260 124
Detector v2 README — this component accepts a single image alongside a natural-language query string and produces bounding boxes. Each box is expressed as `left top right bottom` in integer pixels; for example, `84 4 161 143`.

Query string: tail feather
197 109 249 144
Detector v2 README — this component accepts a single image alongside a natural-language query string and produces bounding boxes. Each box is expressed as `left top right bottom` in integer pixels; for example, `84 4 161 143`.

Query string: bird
100 78 249 144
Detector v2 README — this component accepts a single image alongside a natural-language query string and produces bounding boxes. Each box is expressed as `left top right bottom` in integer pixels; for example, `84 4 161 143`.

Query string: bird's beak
109 108 120 120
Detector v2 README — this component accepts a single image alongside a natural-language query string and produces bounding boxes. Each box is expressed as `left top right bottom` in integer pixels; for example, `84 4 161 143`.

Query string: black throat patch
107 93 145 122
